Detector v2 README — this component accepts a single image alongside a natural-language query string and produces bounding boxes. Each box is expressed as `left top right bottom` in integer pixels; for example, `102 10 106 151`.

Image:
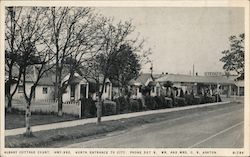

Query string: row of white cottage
9 72 113 102
9 70 243 102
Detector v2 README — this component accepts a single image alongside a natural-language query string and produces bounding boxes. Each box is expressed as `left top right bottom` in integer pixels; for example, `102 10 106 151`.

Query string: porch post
228 85 231 97
237 85 240 96
78 84 81 100
79 100 81 118
86 83 89 98
110 83 112 100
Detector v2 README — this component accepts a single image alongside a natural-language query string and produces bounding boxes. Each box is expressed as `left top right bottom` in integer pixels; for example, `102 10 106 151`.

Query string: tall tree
94 17 151 123
15 7 54 136
5 7 23 112
49 7 99 116
220 33 244 75
108 44 141 96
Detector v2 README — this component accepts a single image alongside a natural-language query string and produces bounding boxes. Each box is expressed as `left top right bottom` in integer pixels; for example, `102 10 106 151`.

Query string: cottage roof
129 73 152 86
156 74 235 85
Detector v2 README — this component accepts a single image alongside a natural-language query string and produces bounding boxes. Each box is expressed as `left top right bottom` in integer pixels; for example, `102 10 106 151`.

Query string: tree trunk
6 65 13 112
25 100 32 136
58 89 63 116
7 96 12 113
96 95 102 124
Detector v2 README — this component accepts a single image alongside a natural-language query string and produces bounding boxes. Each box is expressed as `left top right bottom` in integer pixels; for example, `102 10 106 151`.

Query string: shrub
184 94 194 105
130 99 142 112
165 97 173 108
184 94 202 105
102 100 117 116
175 97 186 107
144 96 158 110
200 95 214 104
153 96 162 109
114 96 130 113
193 96 201 105
81 97 96 118
154 96 170 109
89 103 97 117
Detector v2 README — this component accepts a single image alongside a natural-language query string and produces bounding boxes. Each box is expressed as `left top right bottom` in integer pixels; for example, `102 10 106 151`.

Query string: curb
5 101 231 136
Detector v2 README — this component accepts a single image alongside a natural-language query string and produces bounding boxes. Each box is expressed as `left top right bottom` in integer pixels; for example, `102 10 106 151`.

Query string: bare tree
48 7 99 116
93 17 151 123
16 7 54 136
5 7 23 112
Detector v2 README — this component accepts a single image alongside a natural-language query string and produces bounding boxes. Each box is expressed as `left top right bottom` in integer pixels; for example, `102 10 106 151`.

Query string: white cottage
62 74 112 102
8 66 55 101
129 73 162 99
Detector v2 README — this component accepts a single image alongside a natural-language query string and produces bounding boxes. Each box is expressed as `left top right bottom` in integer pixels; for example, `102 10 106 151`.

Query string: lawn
5 109 78 130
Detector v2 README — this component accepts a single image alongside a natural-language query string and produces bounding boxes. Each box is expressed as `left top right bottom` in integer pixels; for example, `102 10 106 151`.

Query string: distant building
234 73 244 96
156 73 236 96
128 73 161 99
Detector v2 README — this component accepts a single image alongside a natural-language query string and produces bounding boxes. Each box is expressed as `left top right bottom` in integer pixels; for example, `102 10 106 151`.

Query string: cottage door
80 84 87 99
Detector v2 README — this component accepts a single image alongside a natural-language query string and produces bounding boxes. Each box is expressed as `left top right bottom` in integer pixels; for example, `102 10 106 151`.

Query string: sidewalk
5 101 230 136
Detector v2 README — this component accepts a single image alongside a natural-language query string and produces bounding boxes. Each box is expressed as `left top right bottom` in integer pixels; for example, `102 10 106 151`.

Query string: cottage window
71 85 75 98
43 87 48 94
18 86 24 93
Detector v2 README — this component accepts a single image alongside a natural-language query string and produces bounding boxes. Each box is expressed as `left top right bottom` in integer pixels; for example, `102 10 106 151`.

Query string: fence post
79 100 81 118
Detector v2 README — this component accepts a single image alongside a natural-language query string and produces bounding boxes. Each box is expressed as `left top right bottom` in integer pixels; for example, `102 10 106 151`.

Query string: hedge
174 97 186 107
114 96 130 113
80 97 96 118
130 99 143 112
145 96 158 110
102 100 117 116
82 93 222 117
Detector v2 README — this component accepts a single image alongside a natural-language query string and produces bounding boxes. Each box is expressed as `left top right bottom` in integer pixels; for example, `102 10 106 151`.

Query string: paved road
66 102 244 148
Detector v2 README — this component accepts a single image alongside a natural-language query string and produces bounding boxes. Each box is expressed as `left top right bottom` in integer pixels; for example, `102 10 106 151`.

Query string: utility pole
150 62 154 80
192 64 195 76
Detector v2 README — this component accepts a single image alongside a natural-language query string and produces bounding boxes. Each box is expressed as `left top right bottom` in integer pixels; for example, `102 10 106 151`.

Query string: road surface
66 102 244 148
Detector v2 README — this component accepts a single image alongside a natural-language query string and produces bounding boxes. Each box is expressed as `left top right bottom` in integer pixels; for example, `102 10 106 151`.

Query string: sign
204 72 223 77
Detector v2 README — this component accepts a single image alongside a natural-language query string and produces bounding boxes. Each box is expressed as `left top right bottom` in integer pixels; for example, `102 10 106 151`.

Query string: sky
95 7 244 76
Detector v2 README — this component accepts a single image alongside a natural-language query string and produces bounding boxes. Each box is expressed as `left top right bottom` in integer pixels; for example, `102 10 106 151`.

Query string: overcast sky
96 7 244 75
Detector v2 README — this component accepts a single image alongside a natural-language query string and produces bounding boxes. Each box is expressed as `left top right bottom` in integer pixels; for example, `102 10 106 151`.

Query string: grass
5 102 237 148
5 108 78 130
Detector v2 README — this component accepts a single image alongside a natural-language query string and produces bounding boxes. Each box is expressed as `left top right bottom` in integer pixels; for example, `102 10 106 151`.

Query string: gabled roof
156 74 235 85
129 73 153 86
6 65 55 86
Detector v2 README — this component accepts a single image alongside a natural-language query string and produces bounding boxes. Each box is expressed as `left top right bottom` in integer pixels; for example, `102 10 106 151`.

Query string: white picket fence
7 98 81 117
